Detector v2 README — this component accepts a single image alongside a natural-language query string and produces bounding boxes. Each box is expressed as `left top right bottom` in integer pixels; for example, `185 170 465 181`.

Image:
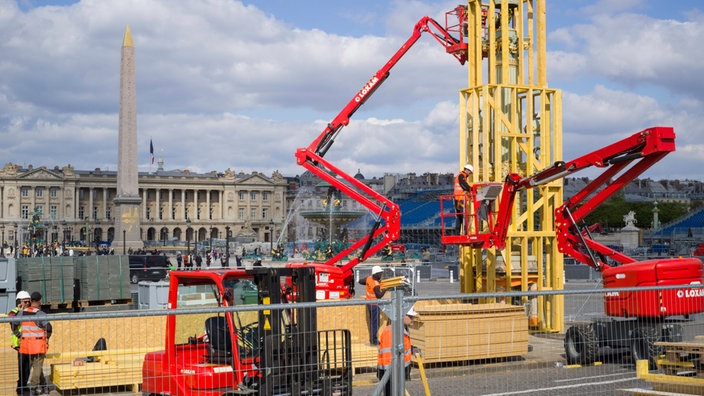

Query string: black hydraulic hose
359 205 386 260
564 206 602 272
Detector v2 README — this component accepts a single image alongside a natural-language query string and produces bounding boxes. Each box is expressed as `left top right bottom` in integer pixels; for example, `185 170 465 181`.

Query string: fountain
300 181 366 261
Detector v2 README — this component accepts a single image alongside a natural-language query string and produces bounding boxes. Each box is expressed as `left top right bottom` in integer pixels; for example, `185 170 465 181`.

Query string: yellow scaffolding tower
459 0 563 332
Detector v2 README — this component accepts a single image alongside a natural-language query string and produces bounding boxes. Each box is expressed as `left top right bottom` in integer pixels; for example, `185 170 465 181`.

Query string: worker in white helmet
453 164 473 234
359 265 387 345
8 291 31 395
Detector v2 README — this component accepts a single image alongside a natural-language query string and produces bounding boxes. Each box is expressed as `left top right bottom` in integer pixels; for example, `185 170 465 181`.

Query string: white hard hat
464 164 474 173
371 265 383 275
16 291 31 300
406 307 418 317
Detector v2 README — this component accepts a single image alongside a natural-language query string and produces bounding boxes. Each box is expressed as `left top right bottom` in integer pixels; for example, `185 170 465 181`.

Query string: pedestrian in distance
8 290 31 396
176 253 182 269
453 164 473 235
377 306 417 396
358 265 387 345
18 292 52 396
195 253 203 269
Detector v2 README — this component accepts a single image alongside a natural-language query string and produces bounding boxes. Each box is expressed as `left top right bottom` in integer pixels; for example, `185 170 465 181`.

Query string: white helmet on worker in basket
406 306 418 317
371 265 383 275
16 291 31 300
464 164 474 173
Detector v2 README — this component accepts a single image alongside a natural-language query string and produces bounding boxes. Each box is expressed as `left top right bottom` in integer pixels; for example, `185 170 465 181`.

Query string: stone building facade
0 162 287 252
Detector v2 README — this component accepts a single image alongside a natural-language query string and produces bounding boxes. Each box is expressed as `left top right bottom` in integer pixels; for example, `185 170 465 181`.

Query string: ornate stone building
0 161 287 252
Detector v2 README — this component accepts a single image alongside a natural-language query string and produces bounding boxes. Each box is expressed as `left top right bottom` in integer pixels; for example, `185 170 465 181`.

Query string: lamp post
225 225 230 265
209 226 213 253
186 218 192 255
123 229 126 255
61 221 67 254
0 224 5 257
13 223 18 258
269 219 274 254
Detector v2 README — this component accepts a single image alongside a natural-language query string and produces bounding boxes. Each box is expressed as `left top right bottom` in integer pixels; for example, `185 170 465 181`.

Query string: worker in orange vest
359 265 387 345
8 291 31 395
377 306 417 396
18 292 51 396
454 164 473 234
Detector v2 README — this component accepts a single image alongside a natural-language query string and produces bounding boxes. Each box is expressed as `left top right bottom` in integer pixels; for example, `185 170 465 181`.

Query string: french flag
150 139 154 164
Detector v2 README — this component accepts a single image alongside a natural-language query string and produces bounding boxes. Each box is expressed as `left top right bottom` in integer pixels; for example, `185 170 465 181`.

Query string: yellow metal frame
459 0 563 332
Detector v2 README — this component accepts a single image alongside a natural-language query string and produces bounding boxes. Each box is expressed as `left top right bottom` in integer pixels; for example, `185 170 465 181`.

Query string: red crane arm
491 127 675 269
296 12 467 280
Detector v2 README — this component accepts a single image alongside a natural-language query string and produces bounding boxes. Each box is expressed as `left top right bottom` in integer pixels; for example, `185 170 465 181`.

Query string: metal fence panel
1 280 703 395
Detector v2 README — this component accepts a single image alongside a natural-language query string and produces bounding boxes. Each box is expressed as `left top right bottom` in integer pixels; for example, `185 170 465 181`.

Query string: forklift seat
205 316 232 364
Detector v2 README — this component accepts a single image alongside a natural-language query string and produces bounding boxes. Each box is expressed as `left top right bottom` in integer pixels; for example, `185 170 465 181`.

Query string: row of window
21 204 273 223
20 187 272 202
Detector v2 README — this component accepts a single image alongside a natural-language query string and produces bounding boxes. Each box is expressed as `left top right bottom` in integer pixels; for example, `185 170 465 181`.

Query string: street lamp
123 229 126 255
186 218 192 254
0 224 5 257
269 219 274 254
225 225 231 265
61 221 67 254
209 226 213 253
13 222 18 258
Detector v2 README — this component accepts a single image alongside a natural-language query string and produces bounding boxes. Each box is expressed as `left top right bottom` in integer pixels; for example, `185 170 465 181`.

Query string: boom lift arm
448 126 677 271
295 9 468 279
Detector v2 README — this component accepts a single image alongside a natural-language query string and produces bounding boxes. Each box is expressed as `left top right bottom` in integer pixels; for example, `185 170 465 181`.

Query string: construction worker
18 292 51 396
8 290 31 395
360 265 387 345
377 306 417 396
454 164 473 234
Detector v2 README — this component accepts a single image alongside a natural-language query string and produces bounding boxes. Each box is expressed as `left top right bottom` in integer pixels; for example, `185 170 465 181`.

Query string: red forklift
141 266 352 395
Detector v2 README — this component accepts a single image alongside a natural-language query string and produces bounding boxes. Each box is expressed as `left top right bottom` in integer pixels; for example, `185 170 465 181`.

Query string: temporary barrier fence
0 283 703 395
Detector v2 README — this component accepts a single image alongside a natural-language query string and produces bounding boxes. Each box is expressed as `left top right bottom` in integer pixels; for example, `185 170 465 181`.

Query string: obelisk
113 25 143 253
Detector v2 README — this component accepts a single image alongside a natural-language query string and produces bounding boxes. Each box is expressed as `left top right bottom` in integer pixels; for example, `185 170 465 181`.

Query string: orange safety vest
365 276 380 300
377 325 412 369
454 172 469 201
19 307 47 355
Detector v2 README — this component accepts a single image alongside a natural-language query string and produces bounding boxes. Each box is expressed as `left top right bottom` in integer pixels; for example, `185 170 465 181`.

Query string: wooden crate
409 302 528 363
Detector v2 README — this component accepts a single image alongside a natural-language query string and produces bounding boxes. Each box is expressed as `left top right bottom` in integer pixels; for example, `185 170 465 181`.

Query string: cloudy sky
2 0 703 181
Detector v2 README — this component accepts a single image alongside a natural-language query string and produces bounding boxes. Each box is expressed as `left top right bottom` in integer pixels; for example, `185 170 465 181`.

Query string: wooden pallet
48 348 155 392
656 341 704 378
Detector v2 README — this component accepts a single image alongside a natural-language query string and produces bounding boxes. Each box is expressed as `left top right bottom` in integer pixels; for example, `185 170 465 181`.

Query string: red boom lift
288 6 468 299
440 126 704 368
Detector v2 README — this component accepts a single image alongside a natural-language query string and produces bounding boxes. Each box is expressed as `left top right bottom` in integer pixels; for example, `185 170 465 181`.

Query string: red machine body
289 7 468 299
142 267 351 395
441 126 704 319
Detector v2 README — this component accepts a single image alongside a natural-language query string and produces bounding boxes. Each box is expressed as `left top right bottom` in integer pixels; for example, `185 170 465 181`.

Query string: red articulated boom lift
288 6 469 299
440 126 704 368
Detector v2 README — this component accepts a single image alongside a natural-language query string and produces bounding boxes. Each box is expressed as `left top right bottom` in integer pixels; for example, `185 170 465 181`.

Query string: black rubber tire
631 326 662 370
564 324 599 365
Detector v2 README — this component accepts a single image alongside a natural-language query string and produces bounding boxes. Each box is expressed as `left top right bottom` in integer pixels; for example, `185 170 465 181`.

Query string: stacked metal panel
74 255 131 302
16 256 74 305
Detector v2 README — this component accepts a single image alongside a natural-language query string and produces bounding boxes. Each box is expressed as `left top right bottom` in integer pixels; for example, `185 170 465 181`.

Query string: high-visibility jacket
454 172 470 201
7 306 21 349
19 307 47 355
365 277 380 300
377 324 412 369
